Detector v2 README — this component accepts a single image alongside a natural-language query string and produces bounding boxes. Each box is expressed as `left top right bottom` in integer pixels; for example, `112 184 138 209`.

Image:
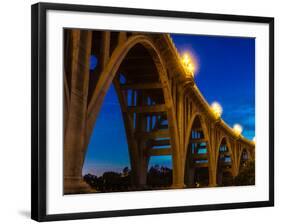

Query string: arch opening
83 83 132 192
234 148 255 186
239 149 249 170
84 40 174 190
115 43 172 187
185 115 209 188
216 138 233 186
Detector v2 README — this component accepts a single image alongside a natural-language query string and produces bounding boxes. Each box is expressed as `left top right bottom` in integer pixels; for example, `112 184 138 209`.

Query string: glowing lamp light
233 124 243 135
181 53 195 76
187 63 195 73
252 136 256 143
211 101 223 118
182 53 190 66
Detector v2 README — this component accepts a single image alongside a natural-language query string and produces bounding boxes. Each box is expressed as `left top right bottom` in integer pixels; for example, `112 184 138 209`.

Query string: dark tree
84 165 173 192
122 167 129 176
84 173 99 188
147 165 172 187
234 160 255 186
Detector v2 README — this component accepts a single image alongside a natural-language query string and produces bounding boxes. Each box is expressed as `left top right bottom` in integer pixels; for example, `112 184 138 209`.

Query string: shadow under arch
216 136 234 186
184 113 211 187
85 34 181 187
238 148 251 171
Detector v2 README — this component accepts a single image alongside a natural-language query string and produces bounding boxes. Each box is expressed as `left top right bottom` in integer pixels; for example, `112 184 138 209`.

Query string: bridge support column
232 165 239 178
207 124 217 187
133 156 148 188
172 152 184 188
63 30 92 194
172 169 184 188
232 142 240 178
209 172 217 187
177 87 184 155
208 163 217 187
100 31 110 69
133 91 149 188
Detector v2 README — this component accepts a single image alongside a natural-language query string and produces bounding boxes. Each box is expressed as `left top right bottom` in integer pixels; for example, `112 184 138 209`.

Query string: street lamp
233 124 243 136
211 101 223 118
182 53 190 66
182 52 195 76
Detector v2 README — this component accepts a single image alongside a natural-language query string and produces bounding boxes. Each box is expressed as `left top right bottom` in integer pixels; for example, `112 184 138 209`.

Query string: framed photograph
31 2 274 222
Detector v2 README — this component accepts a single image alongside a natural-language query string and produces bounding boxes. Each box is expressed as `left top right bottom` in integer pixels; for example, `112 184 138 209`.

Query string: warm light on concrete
181 52 195 76
187 63 195 73
233 124 243 135
182 53 190 66
211 101 223 118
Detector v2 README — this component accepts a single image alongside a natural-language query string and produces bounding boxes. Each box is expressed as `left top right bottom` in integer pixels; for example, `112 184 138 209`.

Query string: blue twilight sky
82 33 255 176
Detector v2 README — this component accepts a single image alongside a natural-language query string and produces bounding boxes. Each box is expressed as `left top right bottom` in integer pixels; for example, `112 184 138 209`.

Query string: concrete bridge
63 29 255 194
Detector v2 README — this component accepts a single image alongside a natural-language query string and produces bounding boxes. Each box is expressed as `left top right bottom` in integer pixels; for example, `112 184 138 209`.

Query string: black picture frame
31 2 274 222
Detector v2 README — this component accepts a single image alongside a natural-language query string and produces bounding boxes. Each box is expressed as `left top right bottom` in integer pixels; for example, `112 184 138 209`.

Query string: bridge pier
172 159 185 188
208 159 218 187
63 30 92 194
208 169 217 187
133 158 148 188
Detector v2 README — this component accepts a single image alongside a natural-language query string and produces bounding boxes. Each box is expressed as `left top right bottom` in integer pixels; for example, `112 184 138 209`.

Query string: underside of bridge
114 43 175 187
63 29 255 194
239 149 250 170
185 115 209 187
217 138 233 186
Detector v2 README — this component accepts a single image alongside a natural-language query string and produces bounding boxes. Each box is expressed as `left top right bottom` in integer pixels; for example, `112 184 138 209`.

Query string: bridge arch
87 35 168 118
184 113 212 187
184 112 211 158
216 136 235 186
85 34 182 187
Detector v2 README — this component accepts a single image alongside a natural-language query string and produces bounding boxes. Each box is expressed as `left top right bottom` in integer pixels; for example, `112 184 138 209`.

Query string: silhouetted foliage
194 167 209 187
83 173 99 188
84 161 254 192
122 166 129 175
147 165 172 187
234 160 255 186
221 172 234 186
84 165 172 192
84 169 133 192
